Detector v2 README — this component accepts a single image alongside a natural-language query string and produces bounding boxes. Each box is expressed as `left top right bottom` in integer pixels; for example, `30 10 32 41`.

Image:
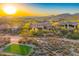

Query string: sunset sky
0 3 79 16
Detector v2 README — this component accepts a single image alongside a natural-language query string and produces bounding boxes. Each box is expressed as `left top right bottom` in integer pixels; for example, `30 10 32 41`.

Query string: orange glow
0 4 54 16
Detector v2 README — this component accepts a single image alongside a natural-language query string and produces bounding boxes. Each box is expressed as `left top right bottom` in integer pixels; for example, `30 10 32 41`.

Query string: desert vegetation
0 14 79 55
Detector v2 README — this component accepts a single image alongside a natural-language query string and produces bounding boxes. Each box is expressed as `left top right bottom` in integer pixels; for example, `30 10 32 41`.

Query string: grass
3 44 33 55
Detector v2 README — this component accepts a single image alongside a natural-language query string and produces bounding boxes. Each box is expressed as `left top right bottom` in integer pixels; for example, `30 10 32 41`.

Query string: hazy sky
0 3 79 16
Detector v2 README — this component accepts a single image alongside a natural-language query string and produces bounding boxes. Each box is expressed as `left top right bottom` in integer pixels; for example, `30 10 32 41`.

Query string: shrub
66 32 79 40
29 29 44 36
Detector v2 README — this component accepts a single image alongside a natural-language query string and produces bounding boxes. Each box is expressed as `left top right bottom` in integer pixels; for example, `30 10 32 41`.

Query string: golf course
3 44 33 55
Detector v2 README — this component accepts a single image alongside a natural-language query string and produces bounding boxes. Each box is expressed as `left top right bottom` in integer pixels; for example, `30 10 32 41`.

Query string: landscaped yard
3 44 33 55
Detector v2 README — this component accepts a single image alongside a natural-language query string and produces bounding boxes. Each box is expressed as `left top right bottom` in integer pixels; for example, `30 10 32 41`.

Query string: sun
3 5 16 15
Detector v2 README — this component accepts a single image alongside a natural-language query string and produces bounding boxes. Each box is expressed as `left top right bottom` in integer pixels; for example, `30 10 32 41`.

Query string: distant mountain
73 13 79 16
54 14 73 21
48 13 79 21
0 13 79 21
72 13 79 19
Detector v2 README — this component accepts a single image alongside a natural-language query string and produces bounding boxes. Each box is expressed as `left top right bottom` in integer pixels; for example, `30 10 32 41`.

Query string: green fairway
3 44 33 55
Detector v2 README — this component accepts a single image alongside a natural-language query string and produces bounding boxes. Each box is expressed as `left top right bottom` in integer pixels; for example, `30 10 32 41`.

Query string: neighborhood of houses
29 21 79 31
0 20 79 33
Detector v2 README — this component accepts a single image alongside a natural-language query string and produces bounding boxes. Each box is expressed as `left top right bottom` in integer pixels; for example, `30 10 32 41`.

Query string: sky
0 3 79 16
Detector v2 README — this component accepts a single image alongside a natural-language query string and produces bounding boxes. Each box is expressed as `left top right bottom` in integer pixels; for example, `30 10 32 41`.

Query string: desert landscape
0 3 79 56
0 14 79 56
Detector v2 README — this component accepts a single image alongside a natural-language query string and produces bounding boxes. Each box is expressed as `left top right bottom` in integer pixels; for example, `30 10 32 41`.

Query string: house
60 22 78 30
30 21 53 30
0 24 20 34
0 24 10 30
